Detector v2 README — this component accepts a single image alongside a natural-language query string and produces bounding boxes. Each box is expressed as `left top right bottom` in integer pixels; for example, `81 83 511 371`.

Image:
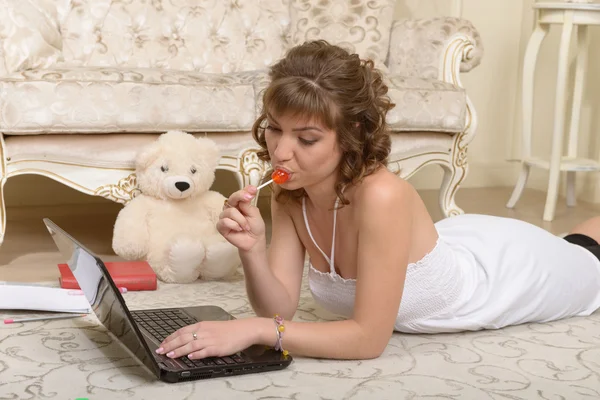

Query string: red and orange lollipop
257 169 291 189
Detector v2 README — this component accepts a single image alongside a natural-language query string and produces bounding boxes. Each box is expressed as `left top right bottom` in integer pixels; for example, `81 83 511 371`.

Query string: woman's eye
266 125 281 132
299 138 317 145
190 166 197 174
160 165 169 172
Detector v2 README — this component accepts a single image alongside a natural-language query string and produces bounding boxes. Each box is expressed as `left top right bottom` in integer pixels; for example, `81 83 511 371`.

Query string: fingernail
167 351 174 357
244 193 253 200
155 347 163 354
187 354 194 359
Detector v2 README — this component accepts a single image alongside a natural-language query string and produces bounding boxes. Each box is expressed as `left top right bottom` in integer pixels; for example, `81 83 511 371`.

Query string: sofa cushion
0 67 270 134
386 75 466 133
0 67 466 135
289 0 395 69
0 0 63 75
57 0 291 74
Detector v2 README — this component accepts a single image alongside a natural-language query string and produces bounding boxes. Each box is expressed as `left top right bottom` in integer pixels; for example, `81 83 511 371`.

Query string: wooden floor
1 186 598 283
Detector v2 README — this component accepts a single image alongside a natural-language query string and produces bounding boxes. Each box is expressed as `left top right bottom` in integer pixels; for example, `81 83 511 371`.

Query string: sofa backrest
1 0 397 76
56 0 292 73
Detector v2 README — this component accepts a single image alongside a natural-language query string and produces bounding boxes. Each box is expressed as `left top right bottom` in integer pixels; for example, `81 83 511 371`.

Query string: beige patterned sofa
0 0 483 244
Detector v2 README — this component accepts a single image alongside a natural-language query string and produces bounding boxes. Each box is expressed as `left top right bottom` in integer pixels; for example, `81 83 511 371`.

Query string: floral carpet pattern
1 268 600 399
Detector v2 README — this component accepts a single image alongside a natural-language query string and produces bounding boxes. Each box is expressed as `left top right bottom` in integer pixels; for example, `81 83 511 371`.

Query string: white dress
304 197 600 333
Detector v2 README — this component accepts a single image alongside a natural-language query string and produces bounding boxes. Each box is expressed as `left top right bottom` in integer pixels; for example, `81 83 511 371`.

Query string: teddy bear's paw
153 268 184 284
163 237 206 283
200 241 241 280
156 261 202 284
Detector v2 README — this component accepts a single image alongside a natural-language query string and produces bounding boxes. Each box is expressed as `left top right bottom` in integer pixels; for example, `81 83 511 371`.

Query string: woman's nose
273 135 294 161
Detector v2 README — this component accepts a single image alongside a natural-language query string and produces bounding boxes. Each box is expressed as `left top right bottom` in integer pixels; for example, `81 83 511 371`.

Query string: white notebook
0 285 91 314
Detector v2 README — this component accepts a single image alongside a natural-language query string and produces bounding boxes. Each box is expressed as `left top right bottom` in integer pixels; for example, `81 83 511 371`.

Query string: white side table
506 2 600 221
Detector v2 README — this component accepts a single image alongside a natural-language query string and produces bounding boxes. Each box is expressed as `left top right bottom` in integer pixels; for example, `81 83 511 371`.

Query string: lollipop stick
256 178 274 190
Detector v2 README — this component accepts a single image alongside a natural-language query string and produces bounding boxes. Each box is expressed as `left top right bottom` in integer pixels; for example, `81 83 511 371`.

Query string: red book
58 261 157 291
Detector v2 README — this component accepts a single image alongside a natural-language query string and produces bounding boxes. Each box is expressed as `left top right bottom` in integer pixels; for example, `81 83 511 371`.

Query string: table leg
507 18 549 209
566 25 589 207
544 12 574 221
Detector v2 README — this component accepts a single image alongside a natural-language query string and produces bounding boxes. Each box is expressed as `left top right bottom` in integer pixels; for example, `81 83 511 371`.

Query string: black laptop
43 218 292 383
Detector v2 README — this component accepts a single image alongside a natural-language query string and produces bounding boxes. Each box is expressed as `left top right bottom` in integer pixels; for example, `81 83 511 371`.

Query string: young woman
156 40 600 361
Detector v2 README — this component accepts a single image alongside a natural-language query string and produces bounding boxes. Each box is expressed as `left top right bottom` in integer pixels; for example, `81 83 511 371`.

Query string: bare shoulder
352 168 417 214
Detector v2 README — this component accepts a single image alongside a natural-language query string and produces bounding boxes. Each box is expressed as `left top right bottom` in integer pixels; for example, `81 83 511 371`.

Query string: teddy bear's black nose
175 181 190 192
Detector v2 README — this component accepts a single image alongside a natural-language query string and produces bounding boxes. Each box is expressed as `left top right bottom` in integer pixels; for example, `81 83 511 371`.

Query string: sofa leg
439 162 466 218
439 135 468 218
0 180 5 246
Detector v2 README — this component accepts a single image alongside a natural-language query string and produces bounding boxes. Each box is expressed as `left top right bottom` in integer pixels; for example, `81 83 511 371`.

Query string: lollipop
272 169 290 184
257 169 291 190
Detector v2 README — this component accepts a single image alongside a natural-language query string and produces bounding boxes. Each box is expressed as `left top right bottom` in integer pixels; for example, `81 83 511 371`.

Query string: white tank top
302 196 467 332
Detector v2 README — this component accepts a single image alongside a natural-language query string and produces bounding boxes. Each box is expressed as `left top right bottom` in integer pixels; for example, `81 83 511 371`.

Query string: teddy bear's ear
194 137 220 169
135 141 162 171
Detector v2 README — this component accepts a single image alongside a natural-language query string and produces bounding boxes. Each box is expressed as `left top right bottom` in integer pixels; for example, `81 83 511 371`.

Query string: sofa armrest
387 17 483 84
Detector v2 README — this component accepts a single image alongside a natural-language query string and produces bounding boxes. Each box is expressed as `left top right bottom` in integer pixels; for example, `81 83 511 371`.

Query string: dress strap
330 197 339 273
302 196 339 274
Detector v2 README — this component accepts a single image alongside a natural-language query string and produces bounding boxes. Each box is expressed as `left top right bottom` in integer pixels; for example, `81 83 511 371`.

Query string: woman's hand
155 318 272 360
217 185 266 252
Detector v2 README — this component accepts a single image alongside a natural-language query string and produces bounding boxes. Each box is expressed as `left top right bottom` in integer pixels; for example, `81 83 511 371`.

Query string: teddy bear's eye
190 166 197 174
160 165 168 173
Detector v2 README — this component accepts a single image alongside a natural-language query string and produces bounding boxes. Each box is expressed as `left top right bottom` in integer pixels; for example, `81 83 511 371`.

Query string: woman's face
264 111 342 192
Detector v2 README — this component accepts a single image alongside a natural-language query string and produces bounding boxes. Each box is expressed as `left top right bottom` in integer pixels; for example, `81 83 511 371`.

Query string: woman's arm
255 179 414 359
241 191 306 320
158 179 415 361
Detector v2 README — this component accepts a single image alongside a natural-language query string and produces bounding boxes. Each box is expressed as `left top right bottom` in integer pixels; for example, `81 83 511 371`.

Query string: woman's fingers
159 331 202 356
218 218 244 233
161 326 191 346
224 186 257 209
165 341 219 360
165 339 200 358
220 207 250 231
156 327 218 359
237 197 261 219
188 346 219 360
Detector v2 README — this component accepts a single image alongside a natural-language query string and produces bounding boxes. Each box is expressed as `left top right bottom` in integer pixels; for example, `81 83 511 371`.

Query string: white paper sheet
0 285 91 313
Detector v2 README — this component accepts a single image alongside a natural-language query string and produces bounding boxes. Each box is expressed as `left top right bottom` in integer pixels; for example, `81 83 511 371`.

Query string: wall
393 0 525 192
509 0 600 204
397 0 600 204
4 0 600 209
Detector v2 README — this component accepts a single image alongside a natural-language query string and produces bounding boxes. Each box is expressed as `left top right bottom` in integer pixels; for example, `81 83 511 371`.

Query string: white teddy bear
112 130 240 283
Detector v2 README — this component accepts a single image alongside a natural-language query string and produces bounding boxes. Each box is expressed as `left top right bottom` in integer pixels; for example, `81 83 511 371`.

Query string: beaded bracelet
273 314 289 357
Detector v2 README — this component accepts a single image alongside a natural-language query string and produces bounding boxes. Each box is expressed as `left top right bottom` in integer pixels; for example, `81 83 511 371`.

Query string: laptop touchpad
185 305 235 322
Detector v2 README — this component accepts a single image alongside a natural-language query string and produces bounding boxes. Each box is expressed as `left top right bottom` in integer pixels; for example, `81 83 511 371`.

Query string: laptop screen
43 218 160 378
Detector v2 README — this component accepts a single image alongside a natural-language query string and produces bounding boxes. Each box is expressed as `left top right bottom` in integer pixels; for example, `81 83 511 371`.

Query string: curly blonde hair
251 40 395 206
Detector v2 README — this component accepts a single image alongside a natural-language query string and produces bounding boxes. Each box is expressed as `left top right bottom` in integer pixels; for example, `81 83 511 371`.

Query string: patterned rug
1 268 600 399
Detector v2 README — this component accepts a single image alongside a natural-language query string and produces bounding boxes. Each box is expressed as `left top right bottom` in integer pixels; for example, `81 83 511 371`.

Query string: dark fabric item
564 233 600 262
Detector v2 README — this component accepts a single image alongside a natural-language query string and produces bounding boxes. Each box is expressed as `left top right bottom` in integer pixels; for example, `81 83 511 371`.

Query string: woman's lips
274 166 292 174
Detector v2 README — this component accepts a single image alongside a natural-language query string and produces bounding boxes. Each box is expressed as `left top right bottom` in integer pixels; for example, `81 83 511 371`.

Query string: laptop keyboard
131 309 246 367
